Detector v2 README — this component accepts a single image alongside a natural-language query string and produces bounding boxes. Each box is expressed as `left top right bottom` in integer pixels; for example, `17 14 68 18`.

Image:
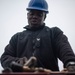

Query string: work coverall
1 24 75 71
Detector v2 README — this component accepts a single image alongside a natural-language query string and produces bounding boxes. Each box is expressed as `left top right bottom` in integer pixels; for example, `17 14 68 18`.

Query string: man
1 0 75 72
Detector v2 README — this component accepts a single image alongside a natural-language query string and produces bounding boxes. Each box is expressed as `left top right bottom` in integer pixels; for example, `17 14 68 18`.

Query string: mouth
31 19 38 23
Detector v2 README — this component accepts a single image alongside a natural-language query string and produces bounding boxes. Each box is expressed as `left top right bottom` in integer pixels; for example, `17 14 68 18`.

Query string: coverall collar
24 23 45 31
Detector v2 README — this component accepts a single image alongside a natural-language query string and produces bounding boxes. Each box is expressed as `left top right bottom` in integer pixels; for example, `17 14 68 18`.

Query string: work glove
8 56 37 72
66 62 75 72
7 57 28 72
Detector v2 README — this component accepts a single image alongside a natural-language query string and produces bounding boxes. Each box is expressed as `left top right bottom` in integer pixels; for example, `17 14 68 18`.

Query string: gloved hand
66 62 75 72
9 56 37 72
17 57 27 65
67 65 75 72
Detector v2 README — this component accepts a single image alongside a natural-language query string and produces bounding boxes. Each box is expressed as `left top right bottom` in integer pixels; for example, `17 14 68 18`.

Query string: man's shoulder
45 26 63 33
10 30 27 39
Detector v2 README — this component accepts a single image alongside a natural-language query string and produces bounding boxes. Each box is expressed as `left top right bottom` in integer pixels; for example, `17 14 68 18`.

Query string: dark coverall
1 24 75 71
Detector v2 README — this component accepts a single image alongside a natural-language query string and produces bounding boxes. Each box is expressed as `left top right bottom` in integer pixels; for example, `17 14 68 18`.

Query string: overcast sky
0 0 75 72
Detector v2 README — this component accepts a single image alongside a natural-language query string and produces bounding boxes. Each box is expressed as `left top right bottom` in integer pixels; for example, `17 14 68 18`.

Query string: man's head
27 9 46 27
26 0 49 27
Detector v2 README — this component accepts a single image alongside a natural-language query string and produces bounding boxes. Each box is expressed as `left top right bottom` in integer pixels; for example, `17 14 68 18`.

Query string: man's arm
1 33 19 68
52 27 75 71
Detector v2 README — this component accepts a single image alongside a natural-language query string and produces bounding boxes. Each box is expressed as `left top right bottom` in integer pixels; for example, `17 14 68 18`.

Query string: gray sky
0 0 75 72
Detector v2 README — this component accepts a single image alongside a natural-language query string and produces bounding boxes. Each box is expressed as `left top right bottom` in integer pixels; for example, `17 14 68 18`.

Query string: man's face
27 10 46 27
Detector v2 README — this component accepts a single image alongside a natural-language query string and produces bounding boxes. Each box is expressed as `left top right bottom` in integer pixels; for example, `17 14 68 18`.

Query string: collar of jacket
23 23 45 31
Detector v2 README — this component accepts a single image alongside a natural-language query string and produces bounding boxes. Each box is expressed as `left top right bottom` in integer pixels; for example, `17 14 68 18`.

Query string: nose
32 14 38 18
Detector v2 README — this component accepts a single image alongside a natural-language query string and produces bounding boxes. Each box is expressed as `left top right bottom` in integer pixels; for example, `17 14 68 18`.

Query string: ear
44 14 46 20
43 13 46 21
